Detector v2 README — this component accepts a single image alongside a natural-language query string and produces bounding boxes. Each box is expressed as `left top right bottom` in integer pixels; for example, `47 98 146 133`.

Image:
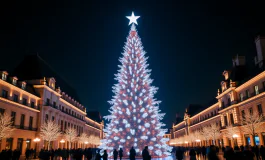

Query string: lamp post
232 134 239 146
84 141 88 149
33 138 40 159
60 139 65 148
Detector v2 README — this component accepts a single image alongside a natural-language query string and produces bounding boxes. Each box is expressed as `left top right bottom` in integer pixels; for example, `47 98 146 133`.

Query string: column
22 139 27 155
250 135 255 146
1 139 7 151
12 138 17 150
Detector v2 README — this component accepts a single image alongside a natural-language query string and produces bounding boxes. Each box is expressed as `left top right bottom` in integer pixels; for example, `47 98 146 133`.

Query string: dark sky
0 1 265 128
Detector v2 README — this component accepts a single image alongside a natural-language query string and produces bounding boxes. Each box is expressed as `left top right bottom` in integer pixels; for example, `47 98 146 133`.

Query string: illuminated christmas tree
100 12 172 157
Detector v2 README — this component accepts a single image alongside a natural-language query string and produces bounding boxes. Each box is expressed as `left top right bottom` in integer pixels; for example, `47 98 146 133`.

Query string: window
239 93 244 101
230 113 234 125
45 114 48 123
22 98 27 105
52 116 55 121
21 83 26 90
20 114 25 129
2 90 8 98
0 108 5 114
46 98 50 105
31 102 35 108
64 121 67 130
255 85 259 95
11 112 16 126
224 115 228 126
241 110 245 120
249 108 253 115
2 73 7 80
227 98 231 106
12 78 17 85
257 104 263 115
13 94 18 102
61 120 63 131
29 116 33 130
222 101 225 108
53 102 56 108
62 106 64 111
246 90 250 98
263 81 265 90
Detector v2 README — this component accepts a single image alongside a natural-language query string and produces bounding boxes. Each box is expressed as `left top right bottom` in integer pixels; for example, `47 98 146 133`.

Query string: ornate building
0 55 104 153
170 36 265 147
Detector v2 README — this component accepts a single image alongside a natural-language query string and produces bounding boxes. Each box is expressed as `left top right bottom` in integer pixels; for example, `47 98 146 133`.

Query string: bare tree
88 135 95 145
200 126 210 146
0 113 15 141
207 123 221 145
224 125 240 146
241 111 265 146
65 128 77 149
40 120 61 150
79 133 89 148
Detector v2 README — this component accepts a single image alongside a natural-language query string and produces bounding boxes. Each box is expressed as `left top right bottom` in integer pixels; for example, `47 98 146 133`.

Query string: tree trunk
48 141 50 150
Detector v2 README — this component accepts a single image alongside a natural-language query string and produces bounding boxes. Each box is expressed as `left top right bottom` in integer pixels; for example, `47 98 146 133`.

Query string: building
170 36 265 147
0 55 104 153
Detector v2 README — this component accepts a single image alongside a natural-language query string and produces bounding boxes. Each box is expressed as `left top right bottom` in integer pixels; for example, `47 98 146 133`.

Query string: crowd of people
0 148 22 160
173 145 265 160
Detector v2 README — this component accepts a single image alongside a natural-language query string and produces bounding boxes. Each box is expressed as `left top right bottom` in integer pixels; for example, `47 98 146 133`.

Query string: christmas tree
100 12 172 157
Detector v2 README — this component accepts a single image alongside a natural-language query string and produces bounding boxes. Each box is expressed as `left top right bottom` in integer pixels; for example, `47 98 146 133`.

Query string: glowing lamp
60 139 65 143
195 139 201 142
33 138 40 142
232 134 239 138
84 141 89 144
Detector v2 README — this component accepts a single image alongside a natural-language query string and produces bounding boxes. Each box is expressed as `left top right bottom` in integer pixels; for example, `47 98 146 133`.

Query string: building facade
0 55 104 154
170 36 265 148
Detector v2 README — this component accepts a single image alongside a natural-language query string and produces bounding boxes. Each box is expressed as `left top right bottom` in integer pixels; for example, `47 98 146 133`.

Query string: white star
126 12 140 25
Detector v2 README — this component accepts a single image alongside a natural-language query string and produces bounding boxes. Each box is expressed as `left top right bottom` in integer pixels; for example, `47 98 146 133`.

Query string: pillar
22 139 27 155
1 139 7 151
250 135 255 146
258 133 264 145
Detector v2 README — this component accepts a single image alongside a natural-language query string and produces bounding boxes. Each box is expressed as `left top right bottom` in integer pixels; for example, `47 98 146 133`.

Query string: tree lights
99 12 172 157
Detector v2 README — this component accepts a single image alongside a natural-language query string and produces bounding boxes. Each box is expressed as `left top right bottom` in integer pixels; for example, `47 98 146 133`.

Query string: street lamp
84 141 88 148
232 134 239 146
33 138 40 159
60 139 65 148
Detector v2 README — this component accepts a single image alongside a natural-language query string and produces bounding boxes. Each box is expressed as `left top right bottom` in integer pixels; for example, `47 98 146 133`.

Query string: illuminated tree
79 133 89 148
100 13 172 157
205 123 221 145
241 111 265 146
64 128 77 149
0 113 15 141
40 120 61 150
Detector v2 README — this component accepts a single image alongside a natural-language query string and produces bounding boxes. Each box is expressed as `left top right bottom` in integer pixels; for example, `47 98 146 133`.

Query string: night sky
0 1 265 128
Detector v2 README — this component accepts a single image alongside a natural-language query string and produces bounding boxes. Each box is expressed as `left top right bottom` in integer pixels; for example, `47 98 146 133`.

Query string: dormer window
21 82 26 90
12 77 18 85
1 72 7 81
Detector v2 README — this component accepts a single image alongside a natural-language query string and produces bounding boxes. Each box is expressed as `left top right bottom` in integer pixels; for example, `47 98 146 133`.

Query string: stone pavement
19 153 226 160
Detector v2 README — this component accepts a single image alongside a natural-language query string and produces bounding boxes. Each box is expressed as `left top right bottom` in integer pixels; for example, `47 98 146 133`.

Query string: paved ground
19 153 225 160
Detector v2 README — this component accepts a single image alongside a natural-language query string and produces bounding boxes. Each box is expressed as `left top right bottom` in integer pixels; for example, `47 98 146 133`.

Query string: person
85 148 93 160
119 148 123 160
207 145 219 160
50 149 55 160
233 146 244 160
189 148 196 160
25 149 30 160
175 147 184 160
202 146 206 159
260 145 265 160
223 146 234 160
95 150 101 160
103 150 108 160
113 149 118 160
243 145 255 160
142 146 151 160
130 147 136 160
255 145 260 160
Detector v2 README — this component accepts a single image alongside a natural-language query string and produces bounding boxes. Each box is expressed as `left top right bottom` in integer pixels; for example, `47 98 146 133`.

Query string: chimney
254 36 265 68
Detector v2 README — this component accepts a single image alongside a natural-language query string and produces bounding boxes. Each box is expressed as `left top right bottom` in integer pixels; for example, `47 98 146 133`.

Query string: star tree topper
126 12 140 25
